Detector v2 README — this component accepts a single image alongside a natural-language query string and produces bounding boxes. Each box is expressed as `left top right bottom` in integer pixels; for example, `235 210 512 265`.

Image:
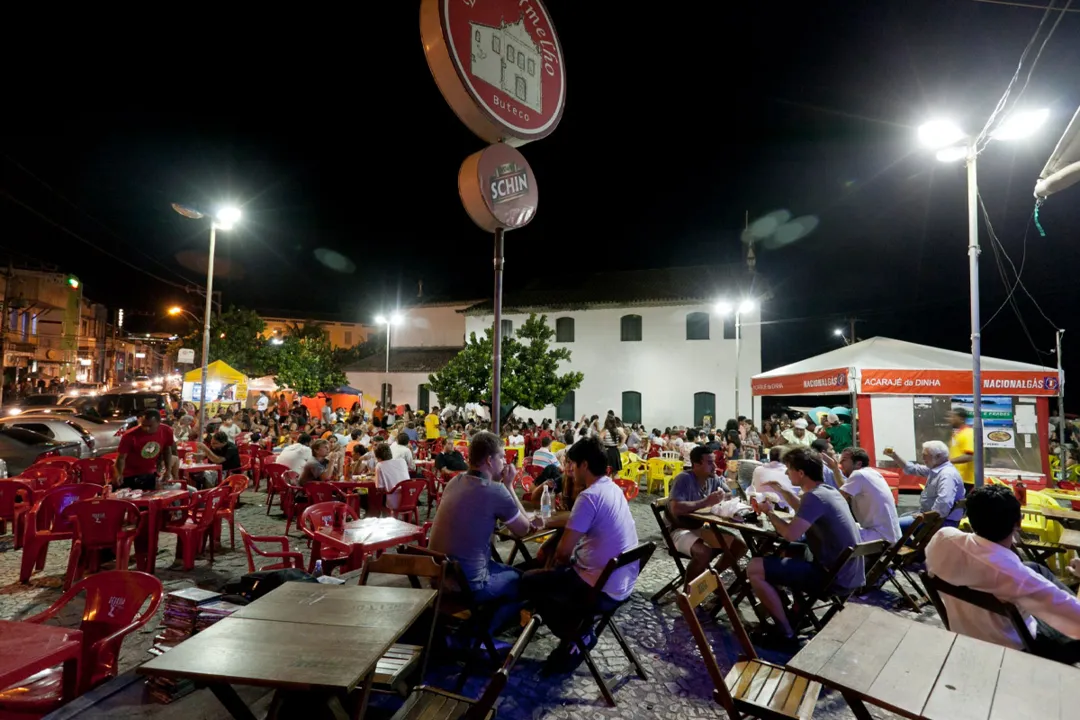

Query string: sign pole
491 227 505 430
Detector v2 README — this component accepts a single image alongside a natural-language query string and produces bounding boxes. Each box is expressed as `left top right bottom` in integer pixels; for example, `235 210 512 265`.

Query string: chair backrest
0 480 34 519
74 570 164 686
808 539 888 601
193 486 232 529
21 465 69 487
303 481 339 505
466 615 542 720
676 569 750 716
77 457 115 485
588 541 656 607
33 484 103 533
300 501 358 538
901 511 944 565
263 462 291 483
920 571 1037 653
34 456 81 481
864 511 937 587
650 498 686 560
390 478 427 511
65 498 141 547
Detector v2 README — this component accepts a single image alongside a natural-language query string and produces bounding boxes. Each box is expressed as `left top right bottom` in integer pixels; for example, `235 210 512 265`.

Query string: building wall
464 305 762 428
261 318 370 349
391 305 469 349
344 371 444 412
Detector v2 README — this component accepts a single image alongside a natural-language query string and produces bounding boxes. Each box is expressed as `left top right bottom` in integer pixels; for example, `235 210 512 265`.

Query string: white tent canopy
1035 106 1080 198
755 337 1056 378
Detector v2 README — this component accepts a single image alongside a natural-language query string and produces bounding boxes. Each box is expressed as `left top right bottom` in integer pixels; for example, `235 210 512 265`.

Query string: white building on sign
462 266 764 428
470 16 542 113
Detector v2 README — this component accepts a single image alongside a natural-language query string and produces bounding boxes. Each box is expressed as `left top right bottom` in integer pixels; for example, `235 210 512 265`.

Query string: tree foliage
172 307 271 376
428 314 582 424
270 324 347 397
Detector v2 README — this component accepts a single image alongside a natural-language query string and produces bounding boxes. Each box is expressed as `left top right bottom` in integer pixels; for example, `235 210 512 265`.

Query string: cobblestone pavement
0 487 931 719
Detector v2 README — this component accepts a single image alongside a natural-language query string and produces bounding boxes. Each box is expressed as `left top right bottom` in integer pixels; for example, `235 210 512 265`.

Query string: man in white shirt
276 433 314 474
926 484 1080 664
835 447 901 545
256 392 269 413
752 447 796 496
321 398 334 426
390 431 416 472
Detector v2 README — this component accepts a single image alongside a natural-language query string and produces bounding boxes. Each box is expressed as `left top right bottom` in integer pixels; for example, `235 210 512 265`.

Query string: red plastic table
314 517 425 572
0 621 82 702
121 489 189 574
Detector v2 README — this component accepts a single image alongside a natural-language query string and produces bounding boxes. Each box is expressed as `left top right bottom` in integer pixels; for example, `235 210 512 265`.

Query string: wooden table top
1056 528 1080 550
689 509 790 536
138 616 386 691
231 582 436 630
0 621 82 688
788 603 1079 720
316 517 423 547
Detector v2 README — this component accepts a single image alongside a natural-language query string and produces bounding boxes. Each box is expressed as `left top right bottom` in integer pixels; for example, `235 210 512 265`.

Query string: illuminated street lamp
917 107 1048 487
715 298 757 420
167 306 199 322
374 313 404 406
170 203 241 439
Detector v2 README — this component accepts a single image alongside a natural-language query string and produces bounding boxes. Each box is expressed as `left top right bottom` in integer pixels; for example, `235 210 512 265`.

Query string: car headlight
6 408 21 415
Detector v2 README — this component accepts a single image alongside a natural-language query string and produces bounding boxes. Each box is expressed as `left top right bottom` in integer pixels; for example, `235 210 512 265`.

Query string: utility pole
0 260 11 406
1057 329 1066 487
849 317 859 344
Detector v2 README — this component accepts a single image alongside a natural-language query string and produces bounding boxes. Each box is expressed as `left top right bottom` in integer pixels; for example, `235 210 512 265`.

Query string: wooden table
0 621 82 703
787 603 1080 720
139 583 437 719
314 517 425 573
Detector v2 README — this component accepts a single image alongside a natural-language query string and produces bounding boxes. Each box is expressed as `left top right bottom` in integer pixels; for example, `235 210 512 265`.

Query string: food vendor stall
182 360 249 417
751 337 1061 491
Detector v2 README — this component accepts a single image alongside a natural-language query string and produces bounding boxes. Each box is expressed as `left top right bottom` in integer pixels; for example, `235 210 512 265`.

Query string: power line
972 0 1080 11
0 188 196 293
2 154 200 288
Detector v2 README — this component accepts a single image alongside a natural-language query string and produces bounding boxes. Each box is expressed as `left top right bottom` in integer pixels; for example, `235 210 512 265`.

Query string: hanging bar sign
459 143 539 232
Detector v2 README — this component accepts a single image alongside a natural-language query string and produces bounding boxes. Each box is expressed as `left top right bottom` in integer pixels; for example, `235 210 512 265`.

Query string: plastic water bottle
313 560 324 578
540 485 552 519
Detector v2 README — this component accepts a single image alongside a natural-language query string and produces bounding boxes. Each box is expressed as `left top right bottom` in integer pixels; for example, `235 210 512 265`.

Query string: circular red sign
421 0 566 146
458 144 538 232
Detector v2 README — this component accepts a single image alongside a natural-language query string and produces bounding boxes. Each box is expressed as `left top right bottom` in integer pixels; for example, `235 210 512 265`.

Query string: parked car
70 391 170 421
0 416 98 459
0 426 82 477
2 394 66 416
62 382 107 401
73 413 136 455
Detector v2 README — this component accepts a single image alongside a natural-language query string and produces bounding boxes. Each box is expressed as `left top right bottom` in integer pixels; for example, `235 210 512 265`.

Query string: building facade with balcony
260 315 371 349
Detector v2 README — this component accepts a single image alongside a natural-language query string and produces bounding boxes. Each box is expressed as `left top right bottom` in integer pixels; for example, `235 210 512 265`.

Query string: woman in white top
374 442 411 510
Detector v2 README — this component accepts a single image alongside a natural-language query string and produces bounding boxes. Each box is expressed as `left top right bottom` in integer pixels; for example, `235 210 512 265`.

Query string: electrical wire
0 188 197 293
975 0 1074 151
2 154 200 288
981 210 1031 329
972 0 1080 12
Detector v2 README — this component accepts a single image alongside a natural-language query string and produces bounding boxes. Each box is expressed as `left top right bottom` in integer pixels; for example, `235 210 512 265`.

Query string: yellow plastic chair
647 457 682 496
550 441 565 453
617 460 648 488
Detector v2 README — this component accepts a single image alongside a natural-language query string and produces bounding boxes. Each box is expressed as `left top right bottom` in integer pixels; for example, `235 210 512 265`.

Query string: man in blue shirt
666 446 748 589
885 441 966 534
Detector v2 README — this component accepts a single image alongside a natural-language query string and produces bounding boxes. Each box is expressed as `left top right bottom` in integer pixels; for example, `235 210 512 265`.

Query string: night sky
2 1 1078 399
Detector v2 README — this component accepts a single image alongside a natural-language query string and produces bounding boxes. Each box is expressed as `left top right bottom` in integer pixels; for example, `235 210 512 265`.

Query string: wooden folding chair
389 615 541 720
359 552 447 694
563 542 656 706
677 569 822 719
788 540 888 634
919 571 1038 653
650 497 692 603
862 511 942 612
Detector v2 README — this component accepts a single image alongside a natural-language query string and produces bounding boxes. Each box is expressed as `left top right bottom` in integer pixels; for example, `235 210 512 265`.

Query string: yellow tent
182 360 249 407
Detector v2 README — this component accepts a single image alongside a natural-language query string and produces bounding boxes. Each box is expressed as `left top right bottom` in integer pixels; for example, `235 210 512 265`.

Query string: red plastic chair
614 477 640 501
62 498 142 589
0 570 163 714
19 465 70 489
300 501 359 574
519 474 536 494
211 474 250 549
263 462 292 513
238 522 304 573
20 484 103 583
32 456 81 481
160 486 230 570
286 481 339 535
504 448 519 466
524 463 545 479
0 480 34 549
386 479 427 525
77 457 115 486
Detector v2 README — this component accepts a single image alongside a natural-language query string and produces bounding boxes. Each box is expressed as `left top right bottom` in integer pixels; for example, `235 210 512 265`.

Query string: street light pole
197 223 217 443
966 141 985 487
735 309 742 420
375 313 403 408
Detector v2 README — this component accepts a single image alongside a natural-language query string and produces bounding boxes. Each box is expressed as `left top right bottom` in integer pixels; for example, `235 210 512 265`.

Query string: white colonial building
345 267 763 429
470 16 543 113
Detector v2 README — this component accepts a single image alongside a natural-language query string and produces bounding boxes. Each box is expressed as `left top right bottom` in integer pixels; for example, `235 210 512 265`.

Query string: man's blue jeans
471 562 524 633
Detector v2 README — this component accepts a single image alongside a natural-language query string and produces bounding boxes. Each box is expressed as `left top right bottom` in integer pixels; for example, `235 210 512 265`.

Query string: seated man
520 438 641 665
926 484 1080 664
749 446 865 642
666 445 748 589
195 430 243 488
832 447 902 545
532 436 559 469
885 441 966 534
429 431 541 604
433 442 468 474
